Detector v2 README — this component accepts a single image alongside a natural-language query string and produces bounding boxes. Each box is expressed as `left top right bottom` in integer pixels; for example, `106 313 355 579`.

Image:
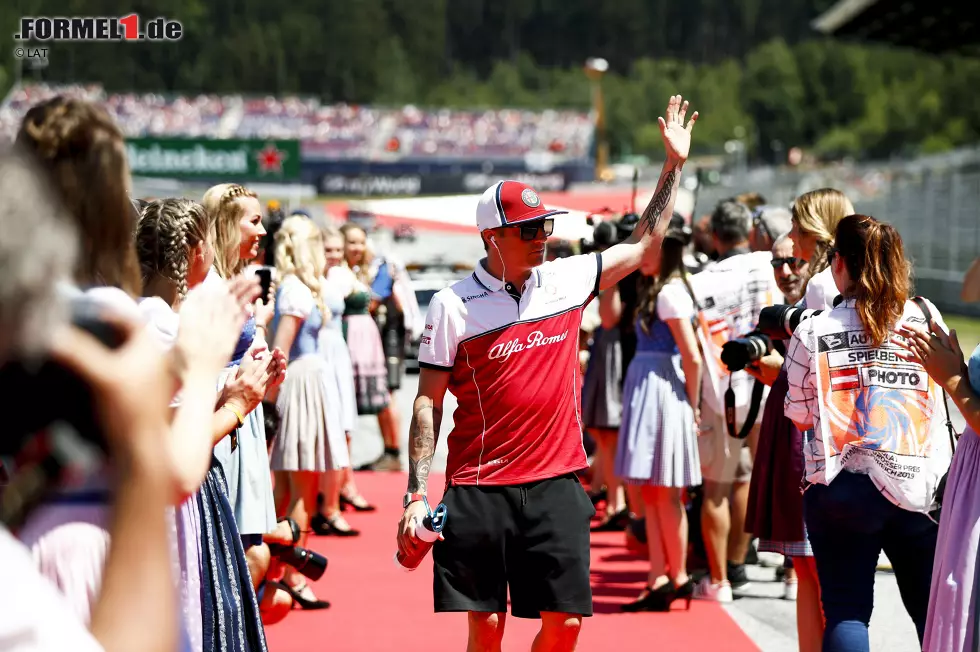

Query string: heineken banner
126 138 301 181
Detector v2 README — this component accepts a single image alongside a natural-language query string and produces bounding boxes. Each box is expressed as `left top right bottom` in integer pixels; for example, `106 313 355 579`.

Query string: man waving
397 96 698 652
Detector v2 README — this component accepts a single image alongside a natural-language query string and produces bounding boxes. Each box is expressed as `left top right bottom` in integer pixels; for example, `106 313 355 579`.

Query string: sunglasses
827 247 839 263
512 218 555 241
770 257 803 269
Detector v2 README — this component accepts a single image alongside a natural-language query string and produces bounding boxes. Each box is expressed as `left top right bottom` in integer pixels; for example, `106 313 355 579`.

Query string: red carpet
264 472 759 651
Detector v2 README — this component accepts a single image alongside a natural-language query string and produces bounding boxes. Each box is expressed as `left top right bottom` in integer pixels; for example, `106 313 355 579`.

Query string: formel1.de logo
16 15 183 41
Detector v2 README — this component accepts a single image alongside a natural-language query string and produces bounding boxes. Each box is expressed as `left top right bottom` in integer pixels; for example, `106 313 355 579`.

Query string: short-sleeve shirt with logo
419 253 602 487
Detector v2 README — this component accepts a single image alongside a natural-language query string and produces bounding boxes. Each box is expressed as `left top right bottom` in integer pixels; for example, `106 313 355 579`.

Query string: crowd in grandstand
0 83 594 160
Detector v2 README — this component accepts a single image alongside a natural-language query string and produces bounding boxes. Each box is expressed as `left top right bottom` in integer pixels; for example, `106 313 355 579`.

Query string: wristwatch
403 492 426 509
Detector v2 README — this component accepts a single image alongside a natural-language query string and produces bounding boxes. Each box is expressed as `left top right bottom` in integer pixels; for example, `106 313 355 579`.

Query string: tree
742 38 806 162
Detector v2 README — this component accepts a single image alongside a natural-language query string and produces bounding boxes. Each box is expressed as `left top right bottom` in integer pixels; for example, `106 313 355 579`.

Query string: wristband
222 404 245 427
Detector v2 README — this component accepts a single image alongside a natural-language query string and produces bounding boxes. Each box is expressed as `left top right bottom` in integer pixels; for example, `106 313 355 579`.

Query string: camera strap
725 376 765 439
910 296 958 452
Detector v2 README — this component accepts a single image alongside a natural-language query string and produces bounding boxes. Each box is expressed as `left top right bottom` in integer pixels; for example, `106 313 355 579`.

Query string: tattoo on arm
407 399 439 494
639 167 678 236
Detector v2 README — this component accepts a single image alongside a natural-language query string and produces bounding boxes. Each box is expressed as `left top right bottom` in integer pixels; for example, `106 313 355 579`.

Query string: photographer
0 145 176 652
687 200 782 602
744 234 826 651
784 215 951 650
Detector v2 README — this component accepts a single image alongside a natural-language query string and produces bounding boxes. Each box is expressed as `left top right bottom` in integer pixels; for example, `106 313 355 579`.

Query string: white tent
346 194 596 243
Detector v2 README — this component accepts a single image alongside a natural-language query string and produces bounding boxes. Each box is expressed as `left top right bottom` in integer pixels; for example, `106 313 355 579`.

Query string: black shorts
433 473 595 619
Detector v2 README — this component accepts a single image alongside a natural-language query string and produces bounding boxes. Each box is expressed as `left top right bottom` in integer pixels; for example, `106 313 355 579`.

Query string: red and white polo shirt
419 253 602 487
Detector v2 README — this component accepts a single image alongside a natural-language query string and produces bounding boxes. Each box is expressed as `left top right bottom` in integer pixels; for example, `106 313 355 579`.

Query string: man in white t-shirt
397 96 698 651
688 200 781 602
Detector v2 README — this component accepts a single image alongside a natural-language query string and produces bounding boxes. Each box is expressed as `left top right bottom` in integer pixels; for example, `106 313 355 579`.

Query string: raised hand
658 95 698 164
896 320 967 390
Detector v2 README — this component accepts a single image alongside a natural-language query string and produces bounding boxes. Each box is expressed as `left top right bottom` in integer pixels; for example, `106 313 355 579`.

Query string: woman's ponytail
835 215 910 346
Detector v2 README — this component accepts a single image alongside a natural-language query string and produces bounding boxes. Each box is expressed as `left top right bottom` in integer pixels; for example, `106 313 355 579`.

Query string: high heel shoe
674 578 695 610
340 492 377 512
621 582 675 612
621 579 695 612
277 580 330 610
311 513 360 537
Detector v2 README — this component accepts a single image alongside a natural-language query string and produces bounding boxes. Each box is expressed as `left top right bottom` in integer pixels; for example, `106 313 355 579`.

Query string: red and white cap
475 180 568 232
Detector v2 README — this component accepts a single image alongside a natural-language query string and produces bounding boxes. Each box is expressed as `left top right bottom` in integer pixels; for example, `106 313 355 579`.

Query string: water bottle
394 498 448 571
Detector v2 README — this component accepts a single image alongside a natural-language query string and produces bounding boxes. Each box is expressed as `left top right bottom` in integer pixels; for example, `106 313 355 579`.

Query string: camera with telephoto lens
720 332 773 373
756 304 825 340
719 304 826 373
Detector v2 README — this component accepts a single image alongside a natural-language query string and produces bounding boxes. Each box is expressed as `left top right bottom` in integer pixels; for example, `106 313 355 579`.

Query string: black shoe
590 509 630 532
727 562 751 590
621 579 693 613
277 580 330 610
311 513 360 537
340 492 377 512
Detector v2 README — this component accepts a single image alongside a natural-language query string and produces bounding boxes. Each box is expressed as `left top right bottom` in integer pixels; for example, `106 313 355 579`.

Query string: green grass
944 314 980 356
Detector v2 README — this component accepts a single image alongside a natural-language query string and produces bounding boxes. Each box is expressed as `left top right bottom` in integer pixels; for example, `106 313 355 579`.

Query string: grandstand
0 83 595 163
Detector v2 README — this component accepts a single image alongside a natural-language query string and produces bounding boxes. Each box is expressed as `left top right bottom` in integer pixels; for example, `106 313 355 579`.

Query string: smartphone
255 267 274 304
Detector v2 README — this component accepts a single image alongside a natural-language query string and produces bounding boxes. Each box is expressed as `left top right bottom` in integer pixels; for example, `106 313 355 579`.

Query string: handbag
911 296 959 518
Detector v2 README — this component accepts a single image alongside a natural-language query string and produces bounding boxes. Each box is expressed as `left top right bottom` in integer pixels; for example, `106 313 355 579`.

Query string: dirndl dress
615 314 700 488
197 459 268 652
581 326 624 430
342 290 390 415
923 426 980 652
16 483 112 623
213 316 277 536
269 276 351 471
749 366 813 558
319 278 358 433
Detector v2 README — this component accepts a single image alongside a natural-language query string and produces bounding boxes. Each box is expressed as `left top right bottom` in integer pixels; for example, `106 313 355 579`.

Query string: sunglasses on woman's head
827 247 839 262
511 218 555 241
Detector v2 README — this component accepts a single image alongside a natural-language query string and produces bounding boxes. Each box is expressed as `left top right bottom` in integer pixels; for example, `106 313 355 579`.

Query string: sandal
278 580 330 610
311 512 360 537
340 491 377 512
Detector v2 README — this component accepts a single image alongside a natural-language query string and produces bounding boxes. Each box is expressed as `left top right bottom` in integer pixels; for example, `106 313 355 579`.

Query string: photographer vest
687 251 781 419
800 299 952 513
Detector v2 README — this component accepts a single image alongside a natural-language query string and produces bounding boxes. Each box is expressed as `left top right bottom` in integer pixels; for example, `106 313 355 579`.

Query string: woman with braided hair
266 215 353 608
12 96 262 648
136 197 291 650
202 184 283 570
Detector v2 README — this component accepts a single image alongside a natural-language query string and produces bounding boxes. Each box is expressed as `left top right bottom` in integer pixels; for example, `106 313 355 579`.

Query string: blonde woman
202 184 280 547
268 215 353 607
789 188 855 310
338 223 395 467
317 227 374 516
135 198 278 650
